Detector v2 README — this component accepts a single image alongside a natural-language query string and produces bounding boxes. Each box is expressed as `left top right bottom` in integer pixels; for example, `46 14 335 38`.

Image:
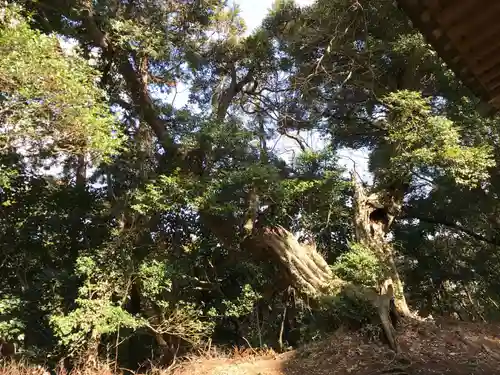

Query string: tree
2 0 500 368
0 5 122 166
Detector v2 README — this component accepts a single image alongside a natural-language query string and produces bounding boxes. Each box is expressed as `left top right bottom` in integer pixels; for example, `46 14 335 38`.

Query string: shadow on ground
280 319 500 375
171 319 500 375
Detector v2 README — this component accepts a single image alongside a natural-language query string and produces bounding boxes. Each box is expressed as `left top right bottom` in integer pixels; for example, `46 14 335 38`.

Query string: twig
165 340 181 372
241 336 259 356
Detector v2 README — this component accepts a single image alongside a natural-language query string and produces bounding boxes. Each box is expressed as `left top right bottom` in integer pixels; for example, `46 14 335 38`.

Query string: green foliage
138 260 174 298
138 260 215 345
275 149 351 244
50 256 144 355
110 19 165 58
0 296 25 343
0 5 124 161
222 284 261 318
332 242 383 288
0 164 18 190
383 91 495 187
3 0 500 368
131 173 195 214
391 33 435 61
51 303 141 354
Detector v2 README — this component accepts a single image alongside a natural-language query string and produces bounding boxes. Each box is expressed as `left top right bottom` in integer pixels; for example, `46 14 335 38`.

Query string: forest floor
2 319 500 375
171 319 500 375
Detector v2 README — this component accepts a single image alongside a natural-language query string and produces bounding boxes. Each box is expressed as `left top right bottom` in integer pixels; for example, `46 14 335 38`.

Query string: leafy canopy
0 6 123 162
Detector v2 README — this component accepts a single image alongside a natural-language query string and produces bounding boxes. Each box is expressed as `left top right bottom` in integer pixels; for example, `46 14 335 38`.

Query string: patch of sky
40 0 372 187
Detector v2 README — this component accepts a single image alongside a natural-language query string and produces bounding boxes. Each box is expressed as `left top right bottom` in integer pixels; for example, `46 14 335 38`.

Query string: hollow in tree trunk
351 172 411 317
201 183 405 351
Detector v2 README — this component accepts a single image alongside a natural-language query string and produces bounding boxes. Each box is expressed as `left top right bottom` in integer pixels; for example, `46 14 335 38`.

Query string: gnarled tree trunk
200 169 407 352
238 224 401 352
351 172 411 317
71 0 403 351
258 226 335 296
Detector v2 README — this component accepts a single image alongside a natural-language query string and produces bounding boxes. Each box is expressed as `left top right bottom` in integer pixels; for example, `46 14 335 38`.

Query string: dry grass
0 362 50 375
170 319 500 375
0 360 115 375
3 319 500 375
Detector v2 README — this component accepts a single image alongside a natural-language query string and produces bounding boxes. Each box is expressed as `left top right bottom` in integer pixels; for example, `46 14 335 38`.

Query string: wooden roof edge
395 0 498 116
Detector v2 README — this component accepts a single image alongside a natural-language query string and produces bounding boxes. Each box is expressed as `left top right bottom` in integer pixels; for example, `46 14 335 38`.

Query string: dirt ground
170 319 500 375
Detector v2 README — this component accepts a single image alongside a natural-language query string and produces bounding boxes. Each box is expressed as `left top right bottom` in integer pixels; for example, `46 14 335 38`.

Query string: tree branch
216 65 256 120
403 213 500 246
78 1 179 158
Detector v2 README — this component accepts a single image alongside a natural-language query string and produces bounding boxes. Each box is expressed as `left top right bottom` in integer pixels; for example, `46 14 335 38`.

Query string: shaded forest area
1 0 500 373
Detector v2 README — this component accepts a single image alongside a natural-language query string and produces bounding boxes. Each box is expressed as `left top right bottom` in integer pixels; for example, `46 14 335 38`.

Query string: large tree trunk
248 224 401 352
68 1 402 351
351 172 411 317
258 226 335 296
200 173 404 352
200 209 401 351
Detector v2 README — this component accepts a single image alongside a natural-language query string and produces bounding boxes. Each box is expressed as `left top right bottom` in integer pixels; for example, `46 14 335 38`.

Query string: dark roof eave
396 0 498 115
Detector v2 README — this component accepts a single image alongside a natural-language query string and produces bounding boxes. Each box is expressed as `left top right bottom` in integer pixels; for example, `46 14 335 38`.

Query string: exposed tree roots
256 225 401 352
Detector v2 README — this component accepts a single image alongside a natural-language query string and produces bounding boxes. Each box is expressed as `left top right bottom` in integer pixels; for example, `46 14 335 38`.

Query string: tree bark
257 225 336 296
256 225 401 351
215 65 255 121
198 211 401 352
351 172 411 317
71 2 403 351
